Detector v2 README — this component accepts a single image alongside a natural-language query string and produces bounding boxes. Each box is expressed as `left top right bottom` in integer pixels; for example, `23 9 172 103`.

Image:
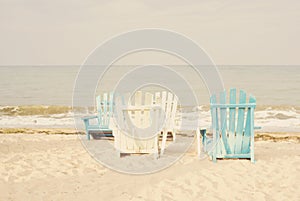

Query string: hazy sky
0 0 299 65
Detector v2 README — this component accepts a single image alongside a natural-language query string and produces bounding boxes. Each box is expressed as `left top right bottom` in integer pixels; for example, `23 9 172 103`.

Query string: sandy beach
0 133 299 201
1 0 300 200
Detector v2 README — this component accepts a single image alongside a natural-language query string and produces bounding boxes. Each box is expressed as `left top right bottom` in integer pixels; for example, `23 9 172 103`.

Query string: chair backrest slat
220 90 231 155
109 91 114 117
144 92 153 105
132 91 142 127
165 92 173 126
241 95 256 153
170 95 178 129
228 88 237 150
144 92 154 127
103 93 108 126
234 90 246 154
154 92 161 105
96 93 114 129
161 91 167 111
96 95 102 124
210 94 219 155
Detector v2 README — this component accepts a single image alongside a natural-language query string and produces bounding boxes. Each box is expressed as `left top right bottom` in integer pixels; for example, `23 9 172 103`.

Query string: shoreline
0 128 299 143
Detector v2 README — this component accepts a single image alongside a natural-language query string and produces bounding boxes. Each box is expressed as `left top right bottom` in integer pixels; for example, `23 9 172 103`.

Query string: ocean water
0 65 299 132
0 65 299 106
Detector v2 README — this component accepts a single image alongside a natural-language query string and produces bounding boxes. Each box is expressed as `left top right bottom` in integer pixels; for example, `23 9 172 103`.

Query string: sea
0 65 299 133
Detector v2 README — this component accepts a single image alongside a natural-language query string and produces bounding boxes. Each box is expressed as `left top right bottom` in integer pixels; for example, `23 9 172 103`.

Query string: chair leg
154 136 159 159
84 119 90 140
153 151 159 159
213 154 217 163
251 128 255 163
161 130 168 156
200 129 207 152
172 130 176 142
116 150 121 158
212 135 217 163
251 144 255 163
86 130 90 140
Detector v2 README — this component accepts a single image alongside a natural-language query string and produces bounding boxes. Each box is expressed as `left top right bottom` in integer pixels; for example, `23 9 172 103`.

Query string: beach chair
82 92 114 140
198 88 259 163
154 91 178 155
113 91 162 158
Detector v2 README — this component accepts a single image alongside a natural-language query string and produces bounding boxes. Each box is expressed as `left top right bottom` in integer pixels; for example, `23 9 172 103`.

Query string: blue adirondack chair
82 92 114 140
199 88 260 163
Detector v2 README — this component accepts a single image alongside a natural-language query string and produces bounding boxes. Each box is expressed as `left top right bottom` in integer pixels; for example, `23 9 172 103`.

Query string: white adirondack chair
113 91 162 158
154 91 178 155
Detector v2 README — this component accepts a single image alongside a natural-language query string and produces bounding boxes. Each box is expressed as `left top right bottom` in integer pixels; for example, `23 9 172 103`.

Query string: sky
0 0 299 65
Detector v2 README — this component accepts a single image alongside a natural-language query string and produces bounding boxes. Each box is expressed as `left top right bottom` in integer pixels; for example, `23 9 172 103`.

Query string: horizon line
0 64 299 67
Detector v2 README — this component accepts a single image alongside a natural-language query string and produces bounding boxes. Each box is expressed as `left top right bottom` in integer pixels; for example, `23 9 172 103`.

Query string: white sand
0 134 299 201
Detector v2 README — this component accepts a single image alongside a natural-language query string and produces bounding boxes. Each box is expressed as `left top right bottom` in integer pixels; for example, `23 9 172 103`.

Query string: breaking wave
0 104 299 133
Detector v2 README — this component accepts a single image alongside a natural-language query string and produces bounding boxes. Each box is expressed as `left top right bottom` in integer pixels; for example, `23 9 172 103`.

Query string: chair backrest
129 91 154 128
154 91 178 131
210 88 256 155
96 92 114 129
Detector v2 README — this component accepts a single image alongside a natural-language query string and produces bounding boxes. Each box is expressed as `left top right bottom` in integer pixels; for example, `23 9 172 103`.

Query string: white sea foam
0 114 75 128
0 107 298 133
255 109 300 132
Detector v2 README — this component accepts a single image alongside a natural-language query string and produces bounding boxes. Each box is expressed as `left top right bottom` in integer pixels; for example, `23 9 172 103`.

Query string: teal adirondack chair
199 88 260 163
82 92 114 140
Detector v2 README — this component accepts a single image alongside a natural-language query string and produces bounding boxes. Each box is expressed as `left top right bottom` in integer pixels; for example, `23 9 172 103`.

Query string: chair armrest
81 115 98 120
